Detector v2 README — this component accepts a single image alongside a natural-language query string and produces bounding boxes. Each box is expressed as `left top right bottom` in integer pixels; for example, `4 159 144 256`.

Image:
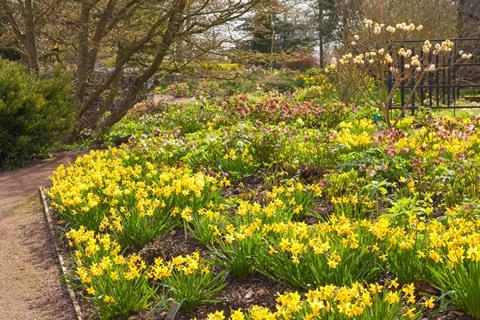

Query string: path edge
39 187 84 320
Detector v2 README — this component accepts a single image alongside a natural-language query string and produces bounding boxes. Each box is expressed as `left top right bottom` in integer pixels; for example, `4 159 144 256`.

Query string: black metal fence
387 38 480 111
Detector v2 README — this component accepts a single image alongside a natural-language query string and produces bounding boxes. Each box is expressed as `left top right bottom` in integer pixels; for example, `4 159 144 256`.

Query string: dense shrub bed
0 59 75 168
48 87 480 319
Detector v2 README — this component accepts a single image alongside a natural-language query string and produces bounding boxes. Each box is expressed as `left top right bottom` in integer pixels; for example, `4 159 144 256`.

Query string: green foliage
151 253 227 311
212 229 262 280
163 267 226 311
0 59 75 168
66 229 155 320
256 218 381 290
430 261 480 318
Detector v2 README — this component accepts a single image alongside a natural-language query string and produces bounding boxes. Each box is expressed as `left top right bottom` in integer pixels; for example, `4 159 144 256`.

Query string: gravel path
0 152 83 320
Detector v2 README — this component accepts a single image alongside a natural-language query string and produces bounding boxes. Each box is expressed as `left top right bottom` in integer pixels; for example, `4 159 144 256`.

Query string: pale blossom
411 56 421 67
364 19 374 28
422 43 431 53
386 26 396 33
384 54 393 64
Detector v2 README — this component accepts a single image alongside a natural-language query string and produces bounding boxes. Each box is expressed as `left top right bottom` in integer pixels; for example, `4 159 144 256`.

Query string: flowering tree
327 19 473 128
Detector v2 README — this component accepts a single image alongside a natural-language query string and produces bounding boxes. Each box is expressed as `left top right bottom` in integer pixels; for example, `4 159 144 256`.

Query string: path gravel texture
0 152 83 320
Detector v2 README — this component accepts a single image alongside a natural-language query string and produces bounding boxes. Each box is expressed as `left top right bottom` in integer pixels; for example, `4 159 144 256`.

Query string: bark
98 1 189 133
75 6 171 125
0 0 39 72
22 0 39 72
74 0 123 106
74 3 93 104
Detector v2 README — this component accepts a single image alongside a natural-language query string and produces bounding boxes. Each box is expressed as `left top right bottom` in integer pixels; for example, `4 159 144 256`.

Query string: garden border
39 187 84 320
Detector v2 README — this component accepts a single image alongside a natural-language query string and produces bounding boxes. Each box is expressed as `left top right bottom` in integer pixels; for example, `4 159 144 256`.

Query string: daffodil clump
49 148 225 247
67 227 154 319
422 218 480 318
212 217 264 279
206 280 434 320
378 215 431 283
293 69 333 89
378 213 480 318
209 182 318 280
332 119 377 150
220 146 258 179
264 180 317 221
149 252 227 310
323 169 389 218
185 206 228 244
256 216 382 289
277 128 334 174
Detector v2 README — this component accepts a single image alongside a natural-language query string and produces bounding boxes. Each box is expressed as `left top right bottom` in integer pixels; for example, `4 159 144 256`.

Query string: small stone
257 288 267 296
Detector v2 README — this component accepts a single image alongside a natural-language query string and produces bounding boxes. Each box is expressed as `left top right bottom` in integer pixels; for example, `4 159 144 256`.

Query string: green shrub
0 59 75 168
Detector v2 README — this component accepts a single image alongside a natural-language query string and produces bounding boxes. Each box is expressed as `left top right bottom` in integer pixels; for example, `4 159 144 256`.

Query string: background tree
361 0 458 39
0 0 258 135
234 0 317 68
457 0 480 37
249 1 277 54
0 12 21 60
313 0 338 41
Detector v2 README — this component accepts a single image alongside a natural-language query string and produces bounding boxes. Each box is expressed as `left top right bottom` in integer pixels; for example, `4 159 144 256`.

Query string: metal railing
387 38 480 111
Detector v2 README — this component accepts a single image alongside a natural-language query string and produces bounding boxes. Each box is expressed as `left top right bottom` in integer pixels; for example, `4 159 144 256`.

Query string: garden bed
45 90 480 320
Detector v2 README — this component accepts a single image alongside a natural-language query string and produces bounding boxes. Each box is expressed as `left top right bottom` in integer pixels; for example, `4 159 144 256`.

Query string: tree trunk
98 1 188 133
74 3 93 104
22 0 39 72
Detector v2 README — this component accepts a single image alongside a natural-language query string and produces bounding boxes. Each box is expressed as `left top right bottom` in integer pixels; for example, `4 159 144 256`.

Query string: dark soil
176 273 290 320
132 272 290 320
140 228 206 264
135 228 291 320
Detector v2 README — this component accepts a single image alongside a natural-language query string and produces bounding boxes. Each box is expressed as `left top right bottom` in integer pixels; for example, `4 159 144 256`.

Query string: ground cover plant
47 57 480 319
